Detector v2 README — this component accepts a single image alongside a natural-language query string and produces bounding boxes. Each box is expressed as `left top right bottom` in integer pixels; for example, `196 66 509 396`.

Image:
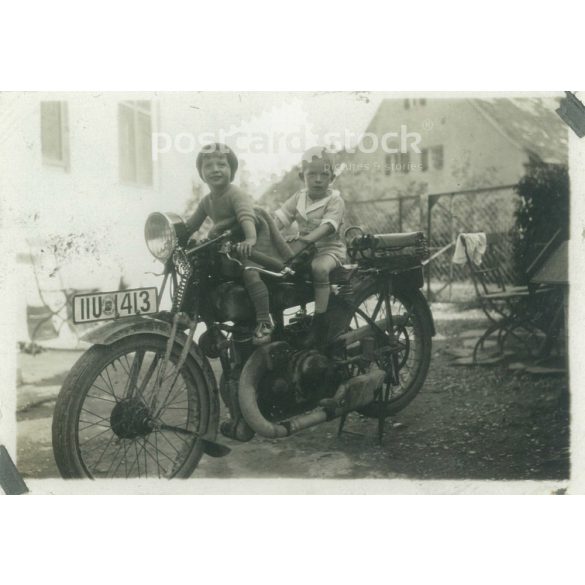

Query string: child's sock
314 281 331 314
245 278 271 323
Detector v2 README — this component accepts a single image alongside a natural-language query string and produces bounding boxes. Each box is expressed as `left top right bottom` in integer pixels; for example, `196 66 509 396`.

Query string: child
274 147 346 348
185 143 274 345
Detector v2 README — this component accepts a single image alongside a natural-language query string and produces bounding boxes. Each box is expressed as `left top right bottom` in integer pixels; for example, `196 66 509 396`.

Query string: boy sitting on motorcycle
186 143 278 345
274 147 347 348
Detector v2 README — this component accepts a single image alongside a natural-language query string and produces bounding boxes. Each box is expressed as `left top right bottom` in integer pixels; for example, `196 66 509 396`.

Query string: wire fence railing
345 184 521 302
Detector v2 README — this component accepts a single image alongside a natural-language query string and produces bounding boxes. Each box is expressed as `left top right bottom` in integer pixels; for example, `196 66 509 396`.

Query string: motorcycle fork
150 312 197 416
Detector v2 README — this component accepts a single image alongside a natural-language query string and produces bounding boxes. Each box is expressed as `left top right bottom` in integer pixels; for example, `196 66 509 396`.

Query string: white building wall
2 92 208 287
0 92 212 345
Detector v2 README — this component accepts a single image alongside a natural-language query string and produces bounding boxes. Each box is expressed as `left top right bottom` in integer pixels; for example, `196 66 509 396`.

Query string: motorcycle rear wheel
52 334 216 479
333 282 433 417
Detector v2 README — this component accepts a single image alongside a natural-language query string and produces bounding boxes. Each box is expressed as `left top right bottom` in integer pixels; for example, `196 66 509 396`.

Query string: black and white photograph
0 90 579 493
3 7 585 585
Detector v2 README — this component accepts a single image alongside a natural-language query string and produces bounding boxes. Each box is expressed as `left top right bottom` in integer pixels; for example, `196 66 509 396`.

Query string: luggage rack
345 226 429 269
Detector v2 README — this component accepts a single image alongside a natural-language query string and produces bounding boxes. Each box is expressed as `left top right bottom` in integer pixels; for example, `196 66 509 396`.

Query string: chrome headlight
145 212 185 262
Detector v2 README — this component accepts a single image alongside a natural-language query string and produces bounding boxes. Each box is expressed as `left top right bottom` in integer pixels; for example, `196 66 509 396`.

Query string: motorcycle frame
81 236 434 433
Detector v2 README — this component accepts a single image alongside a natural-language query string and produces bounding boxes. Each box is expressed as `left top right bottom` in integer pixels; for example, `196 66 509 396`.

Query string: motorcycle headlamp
144 212 186 262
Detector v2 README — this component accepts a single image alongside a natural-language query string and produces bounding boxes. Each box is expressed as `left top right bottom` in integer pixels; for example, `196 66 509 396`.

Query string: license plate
72 288 158 324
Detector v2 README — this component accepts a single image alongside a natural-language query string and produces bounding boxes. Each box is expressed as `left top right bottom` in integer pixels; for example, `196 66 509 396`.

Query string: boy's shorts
314 241 347 266
289 238 347 267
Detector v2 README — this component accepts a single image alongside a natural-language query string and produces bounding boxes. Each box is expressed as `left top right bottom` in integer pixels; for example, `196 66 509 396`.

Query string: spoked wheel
52 334 216 479
336 282 433 417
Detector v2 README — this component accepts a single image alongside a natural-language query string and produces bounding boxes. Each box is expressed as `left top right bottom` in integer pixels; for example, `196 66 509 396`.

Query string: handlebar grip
248 250 285 272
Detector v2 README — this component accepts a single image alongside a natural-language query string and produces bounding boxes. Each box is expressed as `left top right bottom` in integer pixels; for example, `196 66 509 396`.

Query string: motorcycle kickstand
376 377 395 446
377 414 387 446
337 413 348 437
336 414 369 439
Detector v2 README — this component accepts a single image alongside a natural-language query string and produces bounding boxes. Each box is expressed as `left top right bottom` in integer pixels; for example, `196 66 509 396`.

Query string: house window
119 100 153 185
421 146 444 171
431 145 444 170
41 101 69 168
386 152 410 174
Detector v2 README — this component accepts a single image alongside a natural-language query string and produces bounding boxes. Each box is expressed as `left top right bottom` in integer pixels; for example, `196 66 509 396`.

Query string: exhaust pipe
238 345 386 439
337 318 386 347
337 313 409 347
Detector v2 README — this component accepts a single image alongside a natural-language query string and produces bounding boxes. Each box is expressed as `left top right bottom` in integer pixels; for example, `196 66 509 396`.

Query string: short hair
196 143 238 181
299 146 336 178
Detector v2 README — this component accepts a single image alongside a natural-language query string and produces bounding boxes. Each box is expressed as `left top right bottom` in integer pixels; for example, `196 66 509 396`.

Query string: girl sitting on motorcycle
186 143 279 345
274 147 347 348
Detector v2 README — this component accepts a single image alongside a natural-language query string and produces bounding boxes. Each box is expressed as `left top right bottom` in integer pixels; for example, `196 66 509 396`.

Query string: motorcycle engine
256 346 339 421
291 350 335 399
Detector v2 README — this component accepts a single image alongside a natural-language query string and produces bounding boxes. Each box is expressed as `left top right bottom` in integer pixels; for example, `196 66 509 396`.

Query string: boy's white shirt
296 188 339 220
275 187 343 233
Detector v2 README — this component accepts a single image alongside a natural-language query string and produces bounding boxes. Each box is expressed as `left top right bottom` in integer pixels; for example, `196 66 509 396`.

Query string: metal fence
345 184 521 302
345 194 422 234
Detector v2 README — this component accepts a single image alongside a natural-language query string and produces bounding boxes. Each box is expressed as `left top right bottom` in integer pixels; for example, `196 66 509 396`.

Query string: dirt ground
16 308 570 481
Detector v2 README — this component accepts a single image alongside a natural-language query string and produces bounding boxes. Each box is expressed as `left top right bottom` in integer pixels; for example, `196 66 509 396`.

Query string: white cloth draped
452 232 487 265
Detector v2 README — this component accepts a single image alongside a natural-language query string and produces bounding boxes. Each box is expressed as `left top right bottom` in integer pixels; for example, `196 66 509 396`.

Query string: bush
513 161 569 284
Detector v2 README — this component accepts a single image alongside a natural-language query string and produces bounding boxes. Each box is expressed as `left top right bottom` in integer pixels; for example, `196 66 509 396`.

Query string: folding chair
460 234 554 364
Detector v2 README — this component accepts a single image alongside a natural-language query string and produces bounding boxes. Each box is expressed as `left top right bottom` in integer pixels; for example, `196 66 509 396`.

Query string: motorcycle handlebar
186 229 235 256
188 234 289 274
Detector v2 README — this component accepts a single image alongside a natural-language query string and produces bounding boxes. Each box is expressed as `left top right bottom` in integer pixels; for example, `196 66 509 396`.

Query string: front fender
81 313 221 437
81 313 175 346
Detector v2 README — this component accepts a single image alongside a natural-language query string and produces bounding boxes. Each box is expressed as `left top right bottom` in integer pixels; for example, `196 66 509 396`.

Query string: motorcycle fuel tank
269 282 313 311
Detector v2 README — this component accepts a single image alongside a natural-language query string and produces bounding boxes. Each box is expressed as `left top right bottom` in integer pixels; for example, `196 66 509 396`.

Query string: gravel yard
16 306 570 482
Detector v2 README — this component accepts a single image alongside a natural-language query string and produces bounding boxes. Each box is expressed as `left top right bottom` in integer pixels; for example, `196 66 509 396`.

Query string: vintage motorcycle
52 211 434 479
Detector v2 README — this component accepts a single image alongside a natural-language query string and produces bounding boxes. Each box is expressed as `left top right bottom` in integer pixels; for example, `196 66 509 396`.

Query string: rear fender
394 287 436 337
349 277 436 338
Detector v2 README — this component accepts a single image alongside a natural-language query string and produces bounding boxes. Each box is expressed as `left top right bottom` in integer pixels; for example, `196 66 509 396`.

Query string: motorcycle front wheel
52 334 216 479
